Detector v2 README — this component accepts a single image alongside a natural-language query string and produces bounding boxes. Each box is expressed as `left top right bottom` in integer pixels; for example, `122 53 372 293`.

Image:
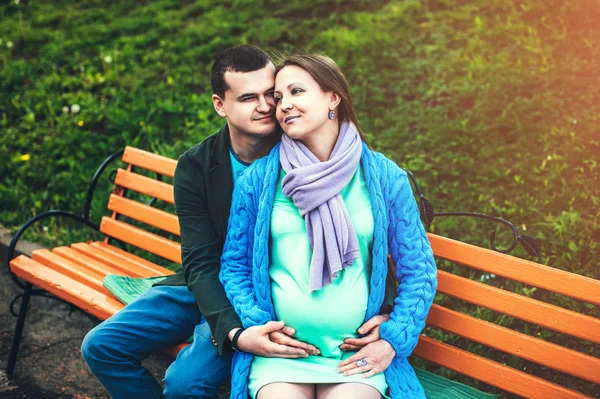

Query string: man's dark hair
211 45 272 98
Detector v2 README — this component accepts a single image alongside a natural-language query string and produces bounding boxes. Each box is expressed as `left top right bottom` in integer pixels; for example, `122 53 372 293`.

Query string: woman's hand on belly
337 339 396 378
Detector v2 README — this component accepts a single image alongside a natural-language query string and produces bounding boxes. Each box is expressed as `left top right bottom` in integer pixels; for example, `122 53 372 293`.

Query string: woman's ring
357 358 368 367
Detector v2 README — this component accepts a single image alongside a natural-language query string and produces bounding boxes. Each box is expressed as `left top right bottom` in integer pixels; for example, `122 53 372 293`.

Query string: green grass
1 0 598 396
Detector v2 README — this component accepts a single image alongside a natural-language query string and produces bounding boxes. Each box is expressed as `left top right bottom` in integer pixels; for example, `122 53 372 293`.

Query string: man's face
213 63 277 137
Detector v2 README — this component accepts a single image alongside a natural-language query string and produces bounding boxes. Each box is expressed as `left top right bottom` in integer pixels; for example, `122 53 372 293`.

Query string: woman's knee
317 382 381 399
258 383 314 399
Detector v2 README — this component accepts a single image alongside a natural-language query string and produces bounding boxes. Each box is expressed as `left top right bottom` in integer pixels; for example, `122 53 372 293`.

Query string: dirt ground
0 230 228 398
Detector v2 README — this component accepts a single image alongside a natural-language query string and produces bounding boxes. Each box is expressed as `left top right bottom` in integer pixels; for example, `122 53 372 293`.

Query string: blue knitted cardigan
220 142 438 399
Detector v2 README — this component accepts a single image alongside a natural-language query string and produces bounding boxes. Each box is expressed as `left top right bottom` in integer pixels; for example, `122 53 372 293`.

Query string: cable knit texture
220 142 437 399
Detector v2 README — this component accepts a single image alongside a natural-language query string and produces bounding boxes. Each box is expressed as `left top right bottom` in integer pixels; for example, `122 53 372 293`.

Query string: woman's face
274 65 334 142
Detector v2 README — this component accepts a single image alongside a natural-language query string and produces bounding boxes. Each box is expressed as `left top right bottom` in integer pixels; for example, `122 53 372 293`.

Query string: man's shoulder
180 129 222 162
177 126 228 170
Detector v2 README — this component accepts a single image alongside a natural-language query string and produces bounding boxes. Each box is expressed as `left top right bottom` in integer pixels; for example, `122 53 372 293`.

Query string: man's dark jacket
156 125 242 354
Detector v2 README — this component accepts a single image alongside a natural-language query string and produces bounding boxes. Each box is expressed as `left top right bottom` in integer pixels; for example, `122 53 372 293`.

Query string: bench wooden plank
107 194 180 236
438 271 600 344
52 247 126 277
100 217 181 264
429 234 600 305
10 255 124 320
71 242 166 277
30 249 108 294
90 241 176 275
114 169 174 204
123 146 177 178
427 304 600 383
414 336 593 399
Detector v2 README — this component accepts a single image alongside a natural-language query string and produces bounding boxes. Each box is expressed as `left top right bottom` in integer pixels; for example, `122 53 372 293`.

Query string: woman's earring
328 110 336 120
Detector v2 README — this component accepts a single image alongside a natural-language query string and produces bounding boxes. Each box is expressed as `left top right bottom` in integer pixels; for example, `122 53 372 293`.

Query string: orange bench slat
428 234 600 305
114 169 174 204
427 304 600 383
413 336 593 399
107 194 180 236
31 249 108 295
52 246 125 277
437 271 600 344
122 146 177 178
89 241 176 276
71 242 166 277
100 217 181 264
10 255 124 320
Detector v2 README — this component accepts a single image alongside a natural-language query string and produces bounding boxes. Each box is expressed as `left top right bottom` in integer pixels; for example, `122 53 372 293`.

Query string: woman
220 54 437 399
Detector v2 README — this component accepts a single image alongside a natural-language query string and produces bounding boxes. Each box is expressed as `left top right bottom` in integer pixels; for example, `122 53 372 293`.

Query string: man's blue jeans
81 285 232 399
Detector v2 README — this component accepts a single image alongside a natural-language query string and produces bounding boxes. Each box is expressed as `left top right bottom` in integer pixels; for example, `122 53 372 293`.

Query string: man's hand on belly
339 314 390 352
230 321 320 358
269 326 320 356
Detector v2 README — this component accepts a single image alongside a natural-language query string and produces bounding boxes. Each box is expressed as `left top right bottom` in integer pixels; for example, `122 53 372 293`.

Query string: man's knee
163 364 211 399
81 324 115 366
163 355 229 399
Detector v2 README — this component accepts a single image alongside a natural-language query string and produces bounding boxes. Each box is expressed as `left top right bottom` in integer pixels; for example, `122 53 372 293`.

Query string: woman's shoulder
362 144 408 182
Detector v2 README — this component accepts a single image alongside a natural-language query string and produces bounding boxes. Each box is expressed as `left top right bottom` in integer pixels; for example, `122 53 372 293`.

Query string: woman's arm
219 176 272 327
379 162 438 358
219 170 316 357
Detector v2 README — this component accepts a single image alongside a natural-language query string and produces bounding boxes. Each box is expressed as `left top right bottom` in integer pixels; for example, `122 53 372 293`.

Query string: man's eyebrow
236 87 275 100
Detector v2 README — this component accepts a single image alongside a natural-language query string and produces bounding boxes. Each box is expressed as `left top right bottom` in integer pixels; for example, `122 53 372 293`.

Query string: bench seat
10 241 185 357
7 146 600 398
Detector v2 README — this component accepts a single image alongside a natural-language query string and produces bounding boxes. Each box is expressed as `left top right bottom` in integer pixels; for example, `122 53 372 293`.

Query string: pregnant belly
271 272 369 358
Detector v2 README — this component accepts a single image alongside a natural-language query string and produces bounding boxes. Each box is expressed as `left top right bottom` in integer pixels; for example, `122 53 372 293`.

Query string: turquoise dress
248 165 389 398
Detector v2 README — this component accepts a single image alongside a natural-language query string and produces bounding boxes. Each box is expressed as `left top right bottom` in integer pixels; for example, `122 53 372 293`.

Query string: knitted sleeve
379 161 437 358
219 172 271 328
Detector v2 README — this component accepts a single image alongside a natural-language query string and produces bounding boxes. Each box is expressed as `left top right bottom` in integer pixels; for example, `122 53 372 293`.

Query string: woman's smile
284 115 301 124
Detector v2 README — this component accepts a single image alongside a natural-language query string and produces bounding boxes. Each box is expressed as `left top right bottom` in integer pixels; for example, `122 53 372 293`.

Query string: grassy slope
1 0 598 395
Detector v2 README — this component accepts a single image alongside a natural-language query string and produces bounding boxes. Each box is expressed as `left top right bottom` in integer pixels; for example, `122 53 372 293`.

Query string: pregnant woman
220 53 437 399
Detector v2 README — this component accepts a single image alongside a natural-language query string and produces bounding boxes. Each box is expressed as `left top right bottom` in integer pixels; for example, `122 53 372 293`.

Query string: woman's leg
316 383 381 399
257 383 315 399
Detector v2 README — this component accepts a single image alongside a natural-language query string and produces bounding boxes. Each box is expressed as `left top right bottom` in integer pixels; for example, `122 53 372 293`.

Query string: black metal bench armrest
6 210 101 290
83 149 125 221
401 167 541 259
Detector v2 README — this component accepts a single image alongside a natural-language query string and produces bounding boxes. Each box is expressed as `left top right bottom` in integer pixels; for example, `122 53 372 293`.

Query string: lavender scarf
279 121 363 292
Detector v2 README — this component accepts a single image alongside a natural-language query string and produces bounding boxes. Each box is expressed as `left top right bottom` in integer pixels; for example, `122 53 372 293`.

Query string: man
82 45 388 399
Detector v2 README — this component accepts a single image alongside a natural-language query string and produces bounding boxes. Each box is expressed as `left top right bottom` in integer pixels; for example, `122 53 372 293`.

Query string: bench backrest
102 147 600 399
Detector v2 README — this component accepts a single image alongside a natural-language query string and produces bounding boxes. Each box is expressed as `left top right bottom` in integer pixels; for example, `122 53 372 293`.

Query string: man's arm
174 153 242 354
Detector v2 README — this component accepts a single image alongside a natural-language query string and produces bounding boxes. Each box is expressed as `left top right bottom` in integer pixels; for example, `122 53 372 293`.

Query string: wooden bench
7 147 600 398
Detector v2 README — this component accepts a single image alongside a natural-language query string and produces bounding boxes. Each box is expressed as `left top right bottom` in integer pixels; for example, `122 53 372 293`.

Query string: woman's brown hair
275 54 368 143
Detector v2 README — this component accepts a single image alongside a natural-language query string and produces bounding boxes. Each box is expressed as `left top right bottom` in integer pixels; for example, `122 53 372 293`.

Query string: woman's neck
302 121 340 162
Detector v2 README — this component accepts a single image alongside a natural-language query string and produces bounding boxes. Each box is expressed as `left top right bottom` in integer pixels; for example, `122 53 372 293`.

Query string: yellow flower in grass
20 154 30 161
139 121 145 126
77 120 84 127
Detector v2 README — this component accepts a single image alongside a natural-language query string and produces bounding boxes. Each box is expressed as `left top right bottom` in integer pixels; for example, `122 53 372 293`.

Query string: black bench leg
6 283 33 379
